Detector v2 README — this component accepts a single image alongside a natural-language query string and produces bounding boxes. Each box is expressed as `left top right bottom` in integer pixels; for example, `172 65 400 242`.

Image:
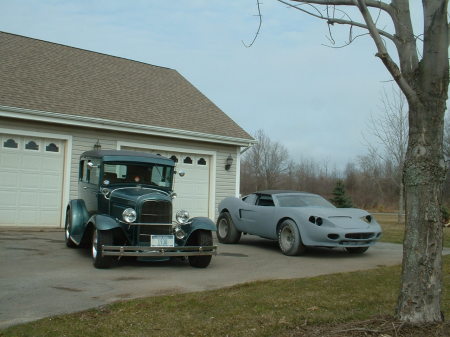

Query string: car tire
345 247 369 254
64 209 77 248
216 212 241 244
92 229 113 269
187 230 213 268
278 219 306 256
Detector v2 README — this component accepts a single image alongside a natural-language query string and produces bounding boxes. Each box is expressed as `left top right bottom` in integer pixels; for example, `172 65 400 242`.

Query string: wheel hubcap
218 219 229 238
92 231 98 259
280 226 293 250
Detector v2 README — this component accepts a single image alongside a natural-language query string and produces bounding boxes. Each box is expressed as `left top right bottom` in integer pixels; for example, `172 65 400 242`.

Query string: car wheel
92 229 113 269
278 219 306 256
187 230 213 268
216 212 241 244
64 209 77 248
345 247 369 254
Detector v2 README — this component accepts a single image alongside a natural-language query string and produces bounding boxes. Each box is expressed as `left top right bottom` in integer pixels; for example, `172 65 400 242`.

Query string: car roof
80 150 175 166
255 190 317 196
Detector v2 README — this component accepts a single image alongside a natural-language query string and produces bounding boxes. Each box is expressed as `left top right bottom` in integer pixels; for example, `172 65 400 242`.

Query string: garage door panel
0 133 65 227
0 171 19 188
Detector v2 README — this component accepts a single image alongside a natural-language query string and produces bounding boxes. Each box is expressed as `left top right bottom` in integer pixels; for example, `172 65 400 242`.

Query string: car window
80 159 99 184
242 194 258 205
257 195 275 207
276 194 335 208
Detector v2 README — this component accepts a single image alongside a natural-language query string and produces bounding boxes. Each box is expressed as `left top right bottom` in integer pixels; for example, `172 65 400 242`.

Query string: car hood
297 207 372 229
109 186 171 206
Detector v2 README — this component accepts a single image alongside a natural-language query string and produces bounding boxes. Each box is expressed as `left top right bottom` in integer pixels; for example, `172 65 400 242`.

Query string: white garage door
0 134 65 226
121 146 210 218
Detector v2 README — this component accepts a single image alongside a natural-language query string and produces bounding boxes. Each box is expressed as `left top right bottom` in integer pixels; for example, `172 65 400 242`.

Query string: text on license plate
151 235 175 247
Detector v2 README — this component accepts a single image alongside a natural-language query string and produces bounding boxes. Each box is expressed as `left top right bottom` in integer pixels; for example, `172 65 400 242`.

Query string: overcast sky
0 1 437 170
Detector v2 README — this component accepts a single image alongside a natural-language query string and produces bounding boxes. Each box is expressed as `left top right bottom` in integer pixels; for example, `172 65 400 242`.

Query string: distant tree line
241 123 450 212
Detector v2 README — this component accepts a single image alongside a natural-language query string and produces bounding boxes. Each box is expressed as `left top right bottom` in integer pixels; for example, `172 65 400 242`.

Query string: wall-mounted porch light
93 140 101 151
225 154 233 171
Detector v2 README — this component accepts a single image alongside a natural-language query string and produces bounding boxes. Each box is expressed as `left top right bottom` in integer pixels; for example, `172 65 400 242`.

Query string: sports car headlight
176 210 190 224
361 215 372 223
122 208 137 223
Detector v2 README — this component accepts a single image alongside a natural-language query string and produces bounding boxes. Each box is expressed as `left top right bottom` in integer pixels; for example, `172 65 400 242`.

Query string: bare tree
273 0 448 323
241 130 290 193
364 86 408 224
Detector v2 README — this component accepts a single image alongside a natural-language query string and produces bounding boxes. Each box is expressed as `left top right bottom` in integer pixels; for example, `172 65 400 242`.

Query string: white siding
0 117 240 221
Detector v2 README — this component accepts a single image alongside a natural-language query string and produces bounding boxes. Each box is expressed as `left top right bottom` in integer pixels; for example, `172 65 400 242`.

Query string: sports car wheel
345 247 369 254
64 209 77 248
187 230 213 268
278 220 306 256
216 212 241 244
92 229 113 269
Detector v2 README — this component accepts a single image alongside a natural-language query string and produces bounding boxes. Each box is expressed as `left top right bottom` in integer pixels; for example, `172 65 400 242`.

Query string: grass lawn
1 255 449 337
375 213 450 248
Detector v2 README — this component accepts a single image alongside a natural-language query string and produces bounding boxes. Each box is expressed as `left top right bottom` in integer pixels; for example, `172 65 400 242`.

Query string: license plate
151 235 174 247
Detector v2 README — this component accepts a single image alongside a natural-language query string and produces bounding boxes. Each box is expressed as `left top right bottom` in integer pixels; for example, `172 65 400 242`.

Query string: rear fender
67 200 89 244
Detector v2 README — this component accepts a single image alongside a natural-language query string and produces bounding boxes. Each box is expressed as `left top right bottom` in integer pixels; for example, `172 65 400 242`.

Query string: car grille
345 233 375 240
138 200 172 242
140 200 172 223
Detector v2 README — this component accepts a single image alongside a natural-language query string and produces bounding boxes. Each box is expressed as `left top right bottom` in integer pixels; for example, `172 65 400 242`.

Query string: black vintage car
64 150 217 269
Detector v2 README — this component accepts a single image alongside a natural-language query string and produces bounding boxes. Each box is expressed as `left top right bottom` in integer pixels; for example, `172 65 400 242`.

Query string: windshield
276 194 335 208
102 162 173 190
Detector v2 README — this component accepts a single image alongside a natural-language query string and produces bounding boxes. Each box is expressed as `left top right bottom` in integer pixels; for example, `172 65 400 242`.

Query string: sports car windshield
276 194 335 208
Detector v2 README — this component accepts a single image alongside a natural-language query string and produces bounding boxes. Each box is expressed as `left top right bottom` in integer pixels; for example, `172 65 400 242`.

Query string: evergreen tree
331 180 353 208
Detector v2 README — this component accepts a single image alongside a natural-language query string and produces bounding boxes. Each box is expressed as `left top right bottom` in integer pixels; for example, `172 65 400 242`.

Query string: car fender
188 217 217 232
89 214 121 231
67 199 89 244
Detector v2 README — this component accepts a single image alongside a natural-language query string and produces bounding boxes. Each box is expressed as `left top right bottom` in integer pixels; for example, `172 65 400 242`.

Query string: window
25 140 39 151
243 194 258 205
183 156 193 164
197 158 207 166
170 155 178 163
3 138 18 149
45 143 59 152
257 195 275 207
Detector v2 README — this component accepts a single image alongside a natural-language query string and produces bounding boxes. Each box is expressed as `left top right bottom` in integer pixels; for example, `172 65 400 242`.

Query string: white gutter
0 105 256 147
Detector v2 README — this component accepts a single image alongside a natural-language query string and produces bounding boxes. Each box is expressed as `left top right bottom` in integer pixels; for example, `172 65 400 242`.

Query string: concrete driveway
0 227 404 329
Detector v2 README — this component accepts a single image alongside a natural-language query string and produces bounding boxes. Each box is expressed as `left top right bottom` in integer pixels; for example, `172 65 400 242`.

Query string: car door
238 194 276 239
78 158 100 214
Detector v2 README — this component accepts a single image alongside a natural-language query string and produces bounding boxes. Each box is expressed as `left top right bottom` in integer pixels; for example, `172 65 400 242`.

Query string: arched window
25 140 39 151
46 143 59 152
3 138 18 149
170 155 178 163
197 158 207 166
183 156 193 164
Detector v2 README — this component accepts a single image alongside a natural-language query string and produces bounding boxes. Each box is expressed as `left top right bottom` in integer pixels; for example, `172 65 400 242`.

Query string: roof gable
0 32 252 141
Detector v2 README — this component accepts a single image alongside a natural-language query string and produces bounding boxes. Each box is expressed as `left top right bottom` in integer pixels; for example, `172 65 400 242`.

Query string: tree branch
276 0 395 42
290 0 394 16
355 0 419 106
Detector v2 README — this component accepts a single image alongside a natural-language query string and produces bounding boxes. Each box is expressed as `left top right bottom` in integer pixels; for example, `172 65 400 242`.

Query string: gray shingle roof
0 32 252 141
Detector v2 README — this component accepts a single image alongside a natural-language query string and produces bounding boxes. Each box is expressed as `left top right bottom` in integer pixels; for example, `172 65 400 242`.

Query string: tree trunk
398 180 404 225
396 97 447 322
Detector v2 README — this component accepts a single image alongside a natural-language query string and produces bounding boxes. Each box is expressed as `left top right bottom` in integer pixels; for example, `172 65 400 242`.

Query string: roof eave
0 105 256 147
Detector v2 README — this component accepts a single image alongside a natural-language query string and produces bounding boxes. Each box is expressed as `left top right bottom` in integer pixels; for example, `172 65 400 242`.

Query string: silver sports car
216 190 382 255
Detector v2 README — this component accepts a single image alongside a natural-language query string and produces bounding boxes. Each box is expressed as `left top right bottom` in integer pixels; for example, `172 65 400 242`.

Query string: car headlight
122 208 137 223
361 215 372 223
173 225 187 240
176 210 190 224
308 216 323 226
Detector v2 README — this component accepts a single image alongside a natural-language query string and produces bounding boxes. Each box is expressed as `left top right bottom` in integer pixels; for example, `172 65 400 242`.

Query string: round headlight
176 210 190 224
173 225 187 240
122 208 137 223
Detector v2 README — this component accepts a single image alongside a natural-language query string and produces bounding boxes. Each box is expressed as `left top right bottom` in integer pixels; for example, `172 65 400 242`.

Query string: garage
0 133 65 226
121 145 211 218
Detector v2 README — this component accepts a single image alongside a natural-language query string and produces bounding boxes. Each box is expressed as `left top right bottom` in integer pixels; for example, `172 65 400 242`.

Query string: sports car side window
243 194 258 205
257 195 275 207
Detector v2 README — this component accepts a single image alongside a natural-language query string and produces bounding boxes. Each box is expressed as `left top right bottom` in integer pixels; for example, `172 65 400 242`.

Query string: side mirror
87 162 99 169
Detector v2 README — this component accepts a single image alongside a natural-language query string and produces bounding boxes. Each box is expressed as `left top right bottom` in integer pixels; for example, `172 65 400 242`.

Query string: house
0 31 254 227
